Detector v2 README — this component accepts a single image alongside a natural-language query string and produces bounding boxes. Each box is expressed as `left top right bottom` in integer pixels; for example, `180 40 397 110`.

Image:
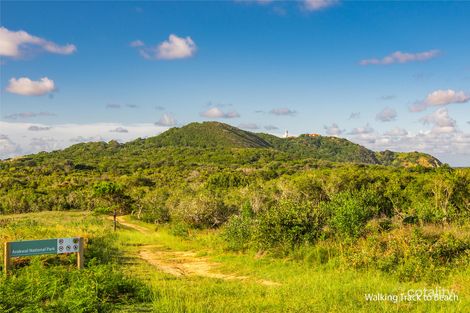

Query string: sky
1 1 469 166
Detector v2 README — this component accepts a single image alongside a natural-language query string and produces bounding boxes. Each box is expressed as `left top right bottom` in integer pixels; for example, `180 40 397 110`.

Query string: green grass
1 212 468 312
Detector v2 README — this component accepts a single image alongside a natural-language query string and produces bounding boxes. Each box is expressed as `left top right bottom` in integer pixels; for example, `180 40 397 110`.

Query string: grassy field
1 211 468 312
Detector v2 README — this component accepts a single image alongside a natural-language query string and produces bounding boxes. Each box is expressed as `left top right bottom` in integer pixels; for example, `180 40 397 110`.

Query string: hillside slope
136 122 272 148
257 133 380 165
7 122 441 168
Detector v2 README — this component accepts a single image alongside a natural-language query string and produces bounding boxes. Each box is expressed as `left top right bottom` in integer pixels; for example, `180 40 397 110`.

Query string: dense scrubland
0 122 469 312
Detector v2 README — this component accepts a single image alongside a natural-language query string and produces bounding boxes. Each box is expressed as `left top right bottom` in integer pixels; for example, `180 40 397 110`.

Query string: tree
93 181 127 230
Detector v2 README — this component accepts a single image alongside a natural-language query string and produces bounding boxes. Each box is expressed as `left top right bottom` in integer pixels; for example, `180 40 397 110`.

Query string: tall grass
0 212 150 312
1 213 468 312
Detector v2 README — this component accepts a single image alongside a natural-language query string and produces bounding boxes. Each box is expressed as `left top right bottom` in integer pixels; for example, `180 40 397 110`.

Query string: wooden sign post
3 237 84 275
77 237 85 269
3 242 11 275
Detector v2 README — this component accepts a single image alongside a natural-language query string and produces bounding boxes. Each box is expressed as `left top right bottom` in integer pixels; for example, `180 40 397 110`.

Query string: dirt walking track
117 216 280 286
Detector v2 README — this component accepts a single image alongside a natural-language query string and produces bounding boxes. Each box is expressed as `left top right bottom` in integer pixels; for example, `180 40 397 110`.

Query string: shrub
206 171 249 190
223 214 254 251
253 200 325 251
346 227 470 283
170 222 190 238
169 191 237 228
130 188 171 224
323 190 378 239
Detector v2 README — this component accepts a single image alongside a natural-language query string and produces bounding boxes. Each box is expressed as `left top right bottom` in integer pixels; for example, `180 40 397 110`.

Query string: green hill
257 133 380 164
132 121 438 167
136 122 271 149
376 150 442 168
9 121 441 168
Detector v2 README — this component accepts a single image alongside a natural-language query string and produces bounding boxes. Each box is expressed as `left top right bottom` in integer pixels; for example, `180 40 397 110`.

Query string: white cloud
376 107 397 122
132 34 197 60
155 113 177 126
384 127 408 137
349 124 374 135
29 137 62 151
426 89 469 106
157 34 196 59
70 136 104 143
0 122 168 159
0 26 76 58
129 40 144 47
200 107 240 119
4 112 55 119
110 127 128 133
410 89 470 112
349 129 470 166
324 123 343 136
239 123 259 130
0 134 21 156
264 125 279 130
348 112 360 119
6 77 55 96
420 108 457 134
270 108 297 116
360 50 440 65
224 111 240 118
344 108 470 165
303 0 338 12
28 125 51 131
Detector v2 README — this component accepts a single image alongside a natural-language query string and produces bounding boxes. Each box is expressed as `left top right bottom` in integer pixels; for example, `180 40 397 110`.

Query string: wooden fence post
113 209 117 231
77 237 84 270
3 242 11 275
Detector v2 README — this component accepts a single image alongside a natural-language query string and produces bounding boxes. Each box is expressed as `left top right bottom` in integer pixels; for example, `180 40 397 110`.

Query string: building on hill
284 130 299 138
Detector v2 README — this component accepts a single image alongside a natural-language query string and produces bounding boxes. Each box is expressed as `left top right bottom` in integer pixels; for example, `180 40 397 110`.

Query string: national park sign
3 237 84 274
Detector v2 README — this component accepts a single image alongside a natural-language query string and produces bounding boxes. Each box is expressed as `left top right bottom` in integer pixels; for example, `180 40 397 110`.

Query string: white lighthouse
284 130 289 138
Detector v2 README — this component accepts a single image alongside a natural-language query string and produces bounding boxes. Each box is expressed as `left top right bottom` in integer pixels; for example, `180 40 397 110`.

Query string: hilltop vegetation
3 122 440 169
142 122 272 148
258 132 382 164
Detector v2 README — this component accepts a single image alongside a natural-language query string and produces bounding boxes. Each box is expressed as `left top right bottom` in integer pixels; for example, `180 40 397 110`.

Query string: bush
253 200 325 251
170 222 190 238
169 191 237 228
206 171 249 190
138 188 170 224
346 227 470 282
93 206 114 215
223 214 254 251
323 190 378 239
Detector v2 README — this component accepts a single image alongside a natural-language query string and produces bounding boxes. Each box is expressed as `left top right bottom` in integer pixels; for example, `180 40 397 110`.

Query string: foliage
0 212 151 312
0 122 469 285
0 262 149 312
253 200 325 251
323 190 379 239
168 191 236 228
347 226 470 283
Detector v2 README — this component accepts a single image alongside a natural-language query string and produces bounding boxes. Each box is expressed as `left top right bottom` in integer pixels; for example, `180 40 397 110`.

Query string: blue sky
1 1 469 165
